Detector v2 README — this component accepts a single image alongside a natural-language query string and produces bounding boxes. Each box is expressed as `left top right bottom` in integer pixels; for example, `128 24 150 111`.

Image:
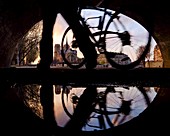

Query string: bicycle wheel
60 85 154 132
60 7 107 69
103 7 153 69
61 27 86 69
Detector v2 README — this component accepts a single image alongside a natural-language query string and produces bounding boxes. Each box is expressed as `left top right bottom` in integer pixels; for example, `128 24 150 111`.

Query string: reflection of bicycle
15 82 157 135
61 0 152 69
61 85 154 131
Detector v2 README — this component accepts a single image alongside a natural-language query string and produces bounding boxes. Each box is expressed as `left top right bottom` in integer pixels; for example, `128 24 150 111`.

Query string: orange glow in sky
53 14 68 45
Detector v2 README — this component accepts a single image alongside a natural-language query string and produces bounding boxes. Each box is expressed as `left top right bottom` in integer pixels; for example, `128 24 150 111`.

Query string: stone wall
0 0 170 67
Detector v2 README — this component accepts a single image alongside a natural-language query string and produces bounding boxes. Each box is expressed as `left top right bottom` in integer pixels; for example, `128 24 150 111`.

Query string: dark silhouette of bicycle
15 83 157 135
61 0 153 70
61 85 153 131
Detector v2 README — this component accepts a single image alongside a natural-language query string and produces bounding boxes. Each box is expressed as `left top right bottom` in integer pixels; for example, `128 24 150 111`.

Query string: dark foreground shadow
1 80 170 136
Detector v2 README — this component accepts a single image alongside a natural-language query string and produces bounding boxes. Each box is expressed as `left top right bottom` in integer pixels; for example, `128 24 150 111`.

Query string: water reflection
16 83 157 132
54 85 157 131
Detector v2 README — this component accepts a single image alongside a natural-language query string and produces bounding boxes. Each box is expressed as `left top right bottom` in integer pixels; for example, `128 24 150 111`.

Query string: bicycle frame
61 0 152 69
77 5 109 50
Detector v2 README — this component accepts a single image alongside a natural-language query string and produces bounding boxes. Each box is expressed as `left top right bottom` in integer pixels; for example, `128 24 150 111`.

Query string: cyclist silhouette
37 0 97 69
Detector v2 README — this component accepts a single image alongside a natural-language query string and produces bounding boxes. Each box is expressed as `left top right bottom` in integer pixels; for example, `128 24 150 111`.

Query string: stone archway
0 0 170 68
0 0 41 67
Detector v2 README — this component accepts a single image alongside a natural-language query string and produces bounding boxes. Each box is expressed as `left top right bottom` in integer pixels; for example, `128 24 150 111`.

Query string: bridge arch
0 0 41 67
0 0 170 67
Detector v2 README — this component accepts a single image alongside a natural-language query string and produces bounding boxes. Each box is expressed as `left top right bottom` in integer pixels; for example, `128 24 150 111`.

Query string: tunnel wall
0 0 170 67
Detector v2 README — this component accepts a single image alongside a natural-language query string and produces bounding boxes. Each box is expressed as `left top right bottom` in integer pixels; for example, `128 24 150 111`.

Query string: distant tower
53 44 63 65
154 45 162 61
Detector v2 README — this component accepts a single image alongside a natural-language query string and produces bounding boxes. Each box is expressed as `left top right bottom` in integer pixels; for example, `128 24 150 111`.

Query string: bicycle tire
60 6 120 69
103 8 153 70
60 6 109 69
61 27 86 69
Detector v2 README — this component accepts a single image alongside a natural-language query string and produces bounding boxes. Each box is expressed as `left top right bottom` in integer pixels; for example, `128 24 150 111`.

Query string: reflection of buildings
52 86 157 129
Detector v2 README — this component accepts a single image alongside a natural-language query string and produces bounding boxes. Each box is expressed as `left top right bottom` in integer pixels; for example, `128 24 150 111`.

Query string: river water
15 83 158 132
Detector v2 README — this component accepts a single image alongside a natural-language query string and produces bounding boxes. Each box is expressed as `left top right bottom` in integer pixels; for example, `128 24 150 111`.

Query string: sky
52 9 157 61
53 14 68 45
